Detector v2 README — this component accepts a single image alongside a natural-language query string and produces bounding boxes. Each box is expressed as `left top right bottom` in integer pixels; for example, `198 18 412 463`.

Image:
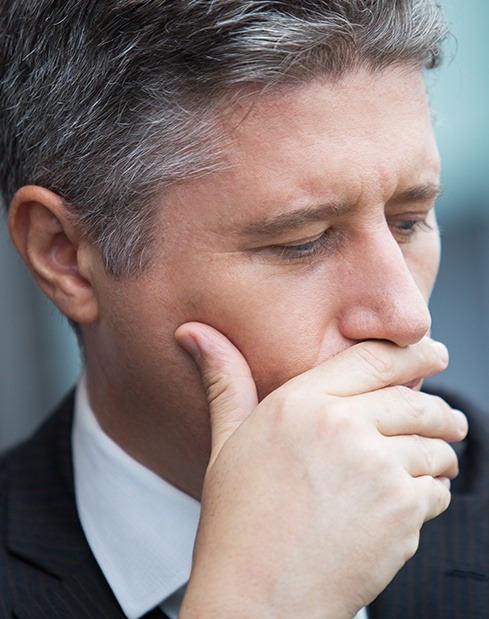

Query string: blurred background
1 0 488 451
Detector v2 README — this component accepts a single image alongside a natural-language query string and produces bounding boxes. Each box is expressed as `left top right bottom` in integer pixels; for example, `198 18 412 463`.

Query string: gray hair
0 0 448 277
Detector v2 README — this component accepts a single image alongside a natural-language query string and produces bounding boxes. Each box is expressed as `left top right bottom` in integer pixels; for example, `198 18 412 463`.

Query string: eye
273 230 334 260
390 217 437 242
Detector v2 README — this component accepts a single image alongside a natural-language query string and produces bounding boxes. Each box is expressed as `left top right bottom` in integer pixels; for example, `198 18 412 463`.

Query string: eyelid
387 204 436 224
388 213 439 243
385 200 438 218
272 228 338 260
277 230 329 248
257 202 439 261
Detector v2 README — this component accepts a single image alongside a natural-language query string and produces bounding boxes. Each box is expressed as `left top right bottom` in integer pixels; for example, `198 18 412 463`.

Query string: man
0 1 484 617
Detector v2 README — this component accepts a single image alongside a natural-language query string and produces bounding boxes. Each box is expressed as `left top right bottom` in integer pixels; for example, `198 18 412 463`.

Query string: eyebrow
392 183 444 203
241 183 444 238
241 201 351 237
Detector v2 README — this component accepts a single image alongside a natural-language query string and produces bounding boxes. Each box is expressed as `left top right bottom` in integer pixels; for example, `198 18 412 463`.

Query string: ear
8 185 99 324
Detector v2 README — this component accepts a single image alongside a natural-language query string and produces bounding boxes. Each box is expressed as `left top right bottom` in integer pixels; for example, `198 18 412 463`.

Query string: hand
176 324 467 618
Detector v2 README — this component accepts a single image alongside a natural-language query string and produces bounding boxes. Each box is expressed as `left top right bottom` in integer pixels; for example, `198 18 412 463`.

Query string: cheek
409 233 441 301
180 265 344 399
95 281 180 383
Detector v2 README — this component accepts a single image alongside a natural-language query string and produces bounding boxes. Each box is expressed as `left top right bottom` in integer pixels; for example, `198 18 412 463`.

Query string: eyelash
276 232 334 259
390 219 436 239
274 218 436 261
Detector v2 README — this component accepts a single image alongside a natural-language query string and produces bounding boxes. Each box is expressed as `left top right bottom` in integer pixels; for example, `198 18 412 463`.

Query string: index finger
290 338 448 398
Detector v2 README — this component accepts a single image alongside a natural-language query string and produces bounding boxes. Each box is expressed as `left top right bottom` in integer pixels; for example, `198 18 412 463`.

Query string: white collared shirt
72 376 200 618
72 376 368 619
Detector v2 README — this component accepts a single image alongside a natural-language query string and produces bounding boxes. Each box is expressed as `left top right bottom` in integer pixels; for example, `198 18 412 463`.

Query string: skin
85 65 440 495
8 65 468 615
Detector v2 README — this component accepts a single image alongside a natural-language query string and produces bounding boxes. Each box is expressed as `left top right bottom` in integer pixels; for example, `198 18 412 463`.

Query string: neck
83 364 211 500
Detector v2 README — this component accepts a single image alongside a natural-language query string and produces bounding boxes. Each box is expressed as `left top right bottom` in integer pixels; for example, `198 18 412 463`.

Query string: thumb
175 322 258 466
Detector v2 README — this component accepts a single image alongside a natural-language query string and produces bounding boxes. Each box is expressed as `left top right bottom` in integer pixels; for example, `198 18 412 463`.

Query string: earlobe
8 185 99 324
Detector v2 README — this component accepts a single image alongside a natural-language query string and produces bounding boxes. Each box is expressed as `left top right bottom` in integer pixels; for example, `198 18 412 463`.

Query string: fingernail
178 335 202 362
439 477 451 490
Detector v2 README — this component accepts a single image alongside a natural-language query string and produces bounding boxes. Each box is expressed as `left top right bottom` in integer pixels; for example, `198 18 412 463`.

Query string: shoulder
0 391 76 607
0 389 74 479
0 389 76 521
0 390 75 493
0 455 11 613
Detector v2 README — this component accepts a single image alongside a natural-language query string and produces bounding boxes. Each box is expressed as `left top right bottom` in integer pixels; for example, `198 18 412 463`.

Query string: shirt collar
72 375 201 619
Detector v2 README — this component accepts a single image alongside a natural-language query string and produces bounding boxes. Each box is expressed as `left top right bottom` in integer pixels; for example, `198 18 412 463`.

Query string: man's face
86 66 441 477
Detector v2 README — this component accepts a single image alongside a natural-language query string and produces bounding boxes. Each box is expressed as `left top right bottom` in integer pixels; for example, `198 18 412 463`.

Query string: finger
291 337 448 398
388 435 459 479
415 475 452 523
350 387 468 443
175 322 258 467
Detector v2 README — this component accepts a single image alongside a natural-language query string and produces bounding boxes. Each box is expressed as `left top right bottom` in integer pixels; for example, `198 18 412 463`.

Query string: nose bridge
340 232 431 347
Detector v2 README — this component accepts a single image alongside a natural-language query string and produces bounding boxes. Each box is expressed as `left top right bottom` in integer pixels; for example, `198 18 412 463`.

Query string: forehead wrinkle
233 181 443 239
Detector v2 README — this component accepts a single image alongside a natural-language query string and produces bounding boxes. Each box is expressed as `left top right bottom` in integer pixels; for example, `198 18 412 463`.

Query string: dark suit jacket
1 389 488 617
370 388 489 618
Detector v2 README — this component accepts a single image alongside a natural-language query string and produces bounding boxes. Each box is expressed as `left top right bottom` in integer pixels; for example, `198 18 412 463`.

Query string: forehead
163 66 440 229
229 67 436 185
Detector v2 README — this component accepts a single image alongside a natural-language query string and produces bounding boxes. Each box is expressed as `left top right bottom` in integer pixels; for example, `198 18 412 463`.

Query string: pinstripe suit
1 389 488 617
0 393 168 618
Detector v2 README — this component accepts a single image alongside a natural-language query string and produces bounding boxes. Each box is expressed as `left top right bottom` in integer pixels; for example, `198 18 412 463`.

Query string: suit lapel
6 386 489 618
5 392 127 618
11 559 129 618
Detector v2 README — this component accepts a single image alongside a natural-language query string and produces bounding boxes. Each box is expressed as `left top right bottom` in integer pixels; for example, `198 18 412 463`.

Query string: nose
337 233 432 348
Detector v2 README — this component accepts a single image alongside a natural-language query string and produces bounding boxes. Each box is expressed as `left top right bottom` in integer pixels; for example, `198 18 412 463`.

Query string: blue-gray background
1 0 488 450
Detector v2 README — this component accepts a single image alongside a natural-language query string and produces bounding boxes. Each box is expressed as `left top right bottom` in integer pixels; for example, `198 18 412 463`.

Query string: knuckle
270 388 304 418
394 480 418 514
355 341 395 381
402 531 421 562
414 339 441 369
204 371 235 408
416 435 435 473
431 394 452 421
326 397 372 439
312 398 348 442
394 386 426 422
430 477 452 516
432 394 448 410
266 387 316 432
322 397 350 426
361 441 391 472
